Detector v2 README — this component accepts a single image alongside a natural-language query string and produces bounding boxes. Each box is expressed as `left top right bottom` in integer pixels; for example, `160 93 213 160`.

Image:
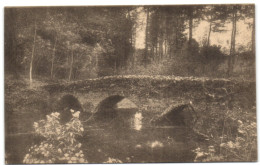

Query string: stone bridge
44 75 255 119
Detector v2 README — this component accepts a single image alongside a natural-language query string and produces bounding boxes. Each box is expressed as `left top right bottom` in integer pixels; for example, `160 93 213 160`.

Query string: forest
5 5 255 82
5 5 256 164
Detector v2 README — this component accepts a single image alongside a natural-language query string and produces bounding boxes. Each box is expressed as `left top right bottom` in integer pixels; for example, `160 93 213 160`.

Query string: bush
193 120 257 162
23 110 87 164
200 45 226 62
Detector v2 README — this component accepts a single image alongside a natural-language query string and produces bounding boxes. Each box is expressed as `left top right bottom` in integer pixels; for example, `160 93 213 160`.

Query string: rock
116 98 138 109
151 103 197 127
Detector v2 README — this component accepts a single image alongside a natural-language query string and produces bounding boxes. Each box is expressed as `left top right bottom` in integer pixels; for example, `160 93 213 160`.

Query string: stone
151 103 197 127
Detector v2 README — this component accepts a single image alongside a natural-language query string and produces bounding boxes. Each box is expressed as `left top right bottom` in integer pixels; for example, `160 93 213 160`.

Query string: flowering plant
23 110 87 164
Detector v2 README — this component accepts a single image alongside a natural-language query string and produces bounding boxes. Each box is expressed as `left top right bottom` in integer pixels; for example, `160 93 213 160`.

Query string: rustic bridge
42 75 255 128
44 75 255 108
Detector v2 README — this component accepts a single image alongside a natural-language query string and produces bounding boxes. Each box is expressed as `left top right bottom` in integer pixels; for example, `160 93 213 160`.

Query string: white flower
220 143 225 147
33 122 38 128
238 120 243 125
51 112 60 118
148 141 164 148
251 122 257 127
208 146 215 153
79 158 85 163
77 143 82 148
70 109 75 113
238 128 246 134
24 154 29 159
46 115 52 121
227 141 235 149
72 111 80 118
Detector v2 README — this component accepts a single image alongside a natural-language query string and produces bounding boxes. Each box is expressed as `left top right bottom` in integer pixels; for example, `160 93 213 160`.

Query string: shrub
23 110 87 164
193 120 257 162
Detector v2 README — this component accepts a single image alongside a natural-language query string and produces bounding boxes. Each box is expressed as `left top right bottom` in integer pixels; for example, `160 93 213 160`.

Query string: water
5 111 197 163
82 126 196 163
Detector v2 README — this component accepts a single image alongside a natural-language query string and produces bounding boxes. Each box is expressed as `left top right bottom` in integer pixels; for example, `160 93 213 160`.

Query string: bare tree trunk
159 37 163 61
228 7 237 76
175 17 179 53
188 8 193 45
207 22 212 47
151 46 154 60
50 36 57 79
252 13 255 54
164 39 167 58
155 43 158 62
69 50 74 81
144 7 150 67
29 21 37 85
96 48 98 69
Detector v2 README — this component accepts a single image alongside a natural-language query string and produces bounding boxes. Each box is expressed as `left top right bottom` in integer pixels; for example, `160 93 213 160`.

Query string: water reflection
133 112 143 131
147 140 164 148
6 109 197 163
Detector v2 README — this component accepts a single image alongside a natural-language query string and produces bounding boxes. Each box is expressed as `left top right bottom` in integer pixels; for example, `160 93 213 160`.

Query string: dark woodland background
5 5 255 82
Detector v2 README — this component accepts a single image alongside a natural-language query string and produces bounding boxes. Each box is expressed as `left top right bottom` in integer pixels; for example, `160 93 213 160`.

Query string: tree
228 5 242 76
184 6 204 46
29 21 37 85
144 7 150 67
202 6 227 47
5 8 19 77
242 5 255 54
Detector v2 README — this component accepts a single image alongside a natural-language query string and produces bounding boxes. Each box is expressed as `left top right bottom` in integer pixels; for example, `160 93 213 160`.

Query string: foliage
5 7 136 80
5 5 255 80
23 110 87 164
200 45 225 61
193 120 257 162
219 120 257 161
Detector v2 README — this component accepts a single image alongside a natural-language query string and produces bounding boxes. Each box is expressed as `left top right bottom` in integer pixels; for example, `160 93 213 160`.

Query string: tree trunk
29 21 37 85
144 7 150 67
155 43 158 62
252 13 255 54
151 46 154 60
50 36 57 79
228 7 237 76
159 39 163 61
175 17 179 53
69 50 74 81
188 8 193 45
164 39 167 58
207 22 212 47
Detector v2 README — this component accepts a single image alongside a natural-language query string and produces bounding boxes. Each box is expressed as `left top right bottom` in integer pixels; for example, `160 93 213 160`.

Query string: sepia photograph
4 4 256 164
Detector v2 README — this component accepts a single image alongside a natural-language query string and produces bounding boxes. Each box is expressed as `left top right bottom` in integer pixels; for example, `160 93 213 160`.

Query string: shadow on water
82 125 196 163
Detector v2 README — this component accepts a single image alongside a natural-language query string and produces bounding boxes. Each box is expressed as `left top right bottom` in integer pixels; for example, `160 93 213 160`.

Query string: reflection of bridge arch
93 95 138 122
